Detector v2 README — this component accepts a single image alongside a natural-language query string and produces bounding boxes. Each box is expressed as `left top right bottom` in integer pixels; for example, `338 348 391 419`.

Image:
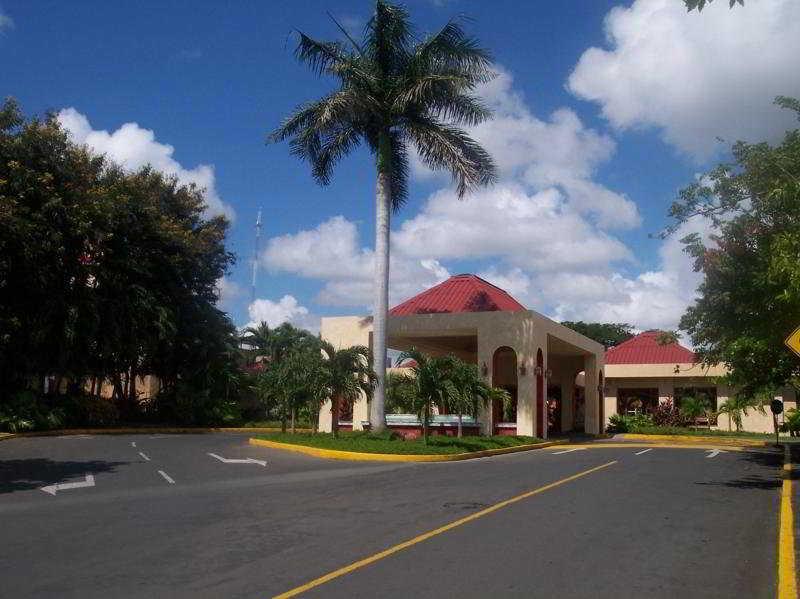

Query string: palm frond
366 0 412 77
295 32 349 76
412 20 493 84
405 116 497 197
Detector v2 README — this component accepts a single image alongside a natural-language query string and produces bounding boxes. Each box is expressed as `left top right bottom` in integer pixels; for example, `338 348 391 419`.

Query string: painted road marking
139 451 151 461
551 448 584 455
779 445 796 599
40 474 95 496
272 461 617 599
705 449 726 458
158 470 175 484
634 448 653 455
208 453 267 467
131 442 136 448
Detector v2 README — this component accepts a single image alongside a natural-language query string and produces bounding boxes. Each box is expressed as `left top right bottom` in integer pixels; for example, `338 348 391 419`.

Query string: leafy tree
241 322 315 365
0 98 237 426
560 321 635 348
270 1 497 432
668 97 800 401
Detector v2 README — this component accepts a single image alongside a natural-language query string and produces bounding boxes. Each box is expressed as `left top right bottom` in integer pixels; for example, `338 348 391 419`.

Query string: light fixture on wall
481 362 488 377
533 365 543 377
519 364 527 376
545 368 553 379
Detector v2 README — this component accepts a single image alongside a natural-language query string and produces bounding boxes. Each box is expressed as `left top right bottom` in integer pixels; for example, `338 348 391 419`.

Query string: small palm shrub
606 413 655 434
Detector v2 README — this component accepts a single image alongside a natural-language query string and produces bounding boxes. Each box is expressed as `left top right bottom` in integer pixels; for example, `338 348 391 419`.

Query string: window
617 388 659 415
675 387 718 425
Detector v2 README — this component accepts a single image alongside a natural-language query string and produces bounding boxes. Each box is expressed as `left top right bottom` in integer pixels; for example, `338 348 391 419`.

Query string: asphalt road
0 433 785 599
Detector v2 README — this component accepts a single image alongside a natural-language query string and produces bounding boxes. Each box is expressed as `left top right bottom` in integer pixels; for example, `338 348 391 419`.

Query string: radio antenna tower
251 207 262 303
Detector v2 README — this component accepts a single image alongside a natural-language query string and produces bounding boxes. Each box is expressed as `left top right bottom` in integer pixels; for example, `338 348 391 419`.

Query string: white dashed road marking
635 448 653 455
551 448 584 455
131 442 136 448
40 474 95 496
208 453 267 467
139 451 151 461
705 449 725 458
158 470 175 484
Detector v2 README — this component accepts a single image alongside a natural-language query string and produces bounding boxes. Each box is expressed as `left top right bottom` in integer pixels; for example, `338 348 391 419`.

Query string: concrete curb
619 433 769 448
0 426 309 441
248 437 567 462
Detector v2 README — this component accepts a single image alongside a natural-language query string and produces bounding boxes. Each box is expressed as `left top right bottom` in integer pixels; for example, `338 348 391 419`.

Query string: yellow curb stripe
557 443 747 452
272 460 617 599
779 446 797 599
249 438 566 462
621 434 768 447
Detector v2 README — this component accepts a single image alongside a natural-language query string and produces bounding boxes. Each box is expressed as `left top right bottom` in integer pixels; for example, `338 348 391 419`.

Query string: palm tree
271 1 497 432
241 321 314 365
477 384 511 436
385 371 416 414
318 341 377 438
446 358 485 437
716 394 765 432
398 348 455 444
680 396 712 428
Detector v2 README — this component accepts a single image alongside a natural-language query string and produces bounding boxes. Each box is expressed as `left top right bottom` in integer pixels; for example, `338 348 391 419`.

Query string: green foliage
386 371 417 414
560 322 635 348
679 396 712 422
0 98 239 427
255 431 542 455
606 413 654 434
668 97 800 400
784 408 800 437
271 0 497 204
716 394 766 432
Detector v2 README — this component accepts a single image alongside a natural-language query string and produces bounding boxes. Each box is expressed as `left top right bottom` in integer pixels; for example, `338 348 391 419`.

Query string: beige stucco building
319 274 606 438
604 331 797 433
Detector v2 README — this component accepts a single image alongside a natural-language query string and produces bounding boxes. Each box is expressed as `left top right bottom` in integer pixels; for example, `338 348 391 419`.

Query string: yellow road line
779 445 797 599
272 460 617 599
557 443 746 452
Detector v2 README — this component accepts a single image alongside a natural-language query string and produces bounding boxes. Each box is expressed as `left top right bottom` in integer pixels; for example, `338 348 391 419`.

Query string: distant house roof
605 330 696 365
390 274 526 316
395 359 417 369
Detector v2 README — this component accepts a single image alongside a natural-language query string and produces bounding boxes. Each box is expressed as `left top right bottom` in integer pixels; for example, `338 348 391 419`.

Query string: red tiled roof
605 330 696 365
395 359 417 369
390 274 526 316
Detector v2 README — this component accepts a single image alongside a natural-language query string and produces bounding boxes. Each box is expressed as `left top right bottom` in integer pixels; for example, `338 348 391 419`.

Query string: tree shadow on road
0 458 129 494
695 449 783 491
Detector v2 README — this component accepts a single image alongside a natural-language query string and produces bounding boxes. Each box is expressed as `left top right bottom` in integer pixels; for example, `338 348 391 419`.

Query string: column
584 354 600 435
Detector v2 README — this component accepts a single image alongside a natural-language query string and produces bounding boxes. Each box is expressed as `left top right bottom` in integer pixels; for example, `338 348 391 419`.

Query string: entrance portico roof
390 274 526 316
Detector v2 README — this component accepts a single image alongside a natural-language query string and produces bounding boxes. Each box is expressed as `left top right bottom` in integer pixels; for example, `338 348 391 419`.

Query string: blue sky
4 0 800 332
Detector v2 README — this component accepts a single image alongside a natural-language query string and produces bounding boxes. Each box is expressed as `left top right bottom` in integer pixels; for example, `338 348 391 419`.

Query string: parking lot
0 433 786 598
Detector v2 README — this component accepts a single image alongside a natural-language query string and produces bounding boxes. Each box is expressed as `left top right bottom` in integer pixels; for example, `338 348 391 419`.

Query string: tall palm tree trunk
458 412 463 438
291 407 296 434
332 397 340 439
370 149 391 434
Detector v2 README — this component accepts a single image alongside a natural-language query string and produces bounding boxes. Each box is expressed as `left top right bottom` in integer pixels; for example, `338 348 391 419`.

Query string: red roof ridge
606 330 696 365
390 273 526 316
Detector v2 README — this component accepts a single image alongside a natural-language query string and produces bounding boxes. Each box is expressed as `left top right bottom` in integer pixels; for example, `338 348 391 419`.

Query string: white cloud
545 217 712 331
412 67 641 229
568 0 800 160
57 108 234 220
0 8 13 31
262 216 451 308
394 183 632 272
246 295 319 333
215 276 242 312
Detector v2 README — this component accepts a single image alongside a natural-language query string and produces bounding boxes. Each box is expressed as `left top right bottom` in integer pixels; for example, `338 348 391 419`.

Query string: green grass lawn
254 430 545 455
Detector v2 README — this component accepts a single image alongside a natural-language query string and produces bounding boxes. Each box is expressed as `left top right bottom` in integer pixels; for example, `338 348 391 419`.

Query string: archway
536 349 544 437
492 346 518 434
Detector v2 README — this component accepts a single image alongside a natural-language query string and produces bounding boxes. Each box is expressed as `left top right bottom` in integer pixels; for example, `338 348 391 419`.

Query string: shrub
606 412 655 434
0 390 65 432
63 395 119 427
651 401 690 427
